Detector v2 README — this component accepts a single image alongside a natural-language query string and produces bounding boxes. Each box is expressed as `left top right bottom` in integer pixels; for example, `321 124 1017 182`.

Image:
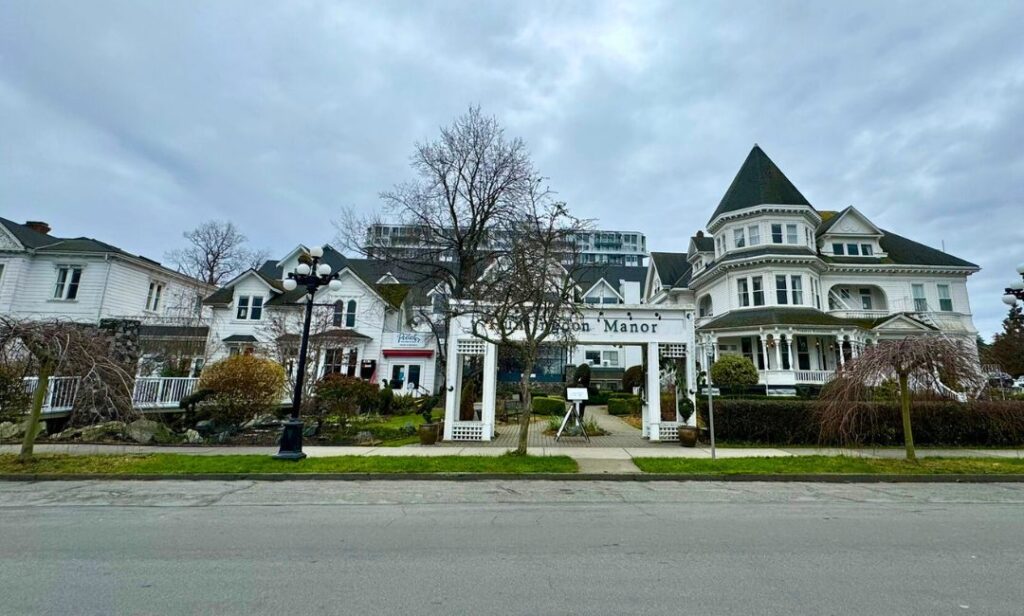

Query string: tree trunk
898 372 916 462
20 361 54 462
516 368 533 455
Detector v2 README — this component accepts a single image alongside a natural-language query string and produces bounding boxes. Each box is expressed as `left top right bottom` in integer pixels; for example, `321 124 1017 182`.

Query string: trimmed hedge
608 396 641 416
697 399 1024 446
532 396 567 416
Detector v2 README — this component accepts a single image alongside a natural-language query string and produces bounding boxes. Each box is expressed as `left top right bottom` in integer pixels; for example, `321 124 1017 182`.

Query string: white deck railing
793 370 835 384
20 376 201 414
132 377 199 409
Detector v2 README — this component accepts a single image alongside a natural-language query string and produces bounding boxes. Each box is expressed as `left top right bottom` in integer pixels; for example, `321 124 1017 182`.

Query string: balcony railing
20 376 201 414
760 370 835 386
827 309 889 320
22 377 81 414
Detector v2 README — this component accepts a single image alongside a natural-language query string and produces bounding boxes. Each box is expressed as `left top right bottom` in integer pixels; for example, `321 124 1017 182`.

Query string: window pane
738 278 749 307
832 243 844 255
346 300 357 327
937 285 953 311
733 228 745 248
748 226 760 245
250 296 263 320
54 268 68 299
752 276 764 306
66 268 82 300
847 243 860 256
333 301 344 326
408 365 421 388
771 224 783 243
861 244 873 255
791 276 803 305
786 224 798 243
912 284 927 311
776 275 788 304
236 296 249 319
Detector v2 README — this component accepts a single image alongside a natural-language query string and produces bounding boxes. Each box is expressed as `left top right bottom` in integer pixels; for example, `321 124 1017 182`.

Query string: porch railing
132 377 199 409
20 376 201 414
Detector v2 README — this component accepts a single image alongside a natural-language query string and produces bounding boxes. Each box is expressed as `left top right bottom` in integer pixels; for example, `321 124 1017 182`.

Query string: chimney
25 221 51 235
695 230 704 238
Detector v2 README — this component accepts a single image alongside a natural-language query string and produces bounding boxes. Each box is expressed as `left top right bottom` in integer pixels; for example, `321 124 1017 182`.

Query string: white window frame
53 265 83 301
786 224 798 244
733 228 746 248
861 244 874 256
752 275 765 306
812 278 822 309
602 350 619 367
937 284 953 312
748 225 761 246
737 278 750 307
775 275 789 305
790 275 803 305
859 288 873 310
771 224 783 244
912 284 927 311
146 281 165 312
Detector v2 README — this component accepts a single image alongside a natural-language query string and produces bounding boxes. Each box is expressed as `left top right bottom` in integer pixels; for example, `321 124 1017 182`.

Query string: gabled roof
878 229 978 268
708 145 812 224
815 206 882 237
649 252 692 289
572 265 647 287
0 217 56 249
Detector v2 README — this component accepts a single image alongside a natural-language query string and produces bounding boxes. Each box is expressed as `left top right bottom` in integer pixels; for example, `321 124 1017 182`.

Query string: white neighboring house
202 245 438 396
646 145 981 394
0 218 213 366
567 265 648 387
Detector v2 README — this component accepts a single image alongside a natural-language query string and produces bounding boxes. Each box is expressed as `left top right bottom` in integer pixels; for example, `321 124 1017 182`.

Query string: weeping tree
0 317 135 461
463 189 590 454
817 336 980 461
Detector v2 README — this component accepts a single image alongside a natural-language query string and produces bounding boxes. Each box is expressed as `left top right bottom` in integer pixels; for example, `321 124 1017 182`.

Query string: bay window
775 275 788 305
771 224 783 244
790 275 803 305
752 276 765 306
733 228 746 248
786 224 798 244
738 278 750 307
748 225 761 245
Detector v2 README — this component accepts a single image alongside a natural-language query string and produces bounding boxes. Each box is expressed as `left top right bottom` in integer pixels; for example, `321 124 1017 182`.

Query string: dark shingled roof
573 265 648 288
878 229 978 268
692 235 715 252
712 245 818 267
699 308 938 331
649 252 692 289
222 334 259 343
709 145 812 223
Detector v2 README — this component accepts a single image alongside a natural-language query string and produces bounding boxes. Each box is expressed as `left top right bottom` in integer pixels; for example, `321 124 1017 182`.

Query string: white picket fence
21 376 201 414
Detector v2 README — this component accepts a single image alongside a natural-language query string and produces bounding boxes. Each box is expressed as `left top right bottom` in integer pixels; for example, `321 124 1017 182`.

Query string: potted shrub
416 394 441 445
676 397 699 447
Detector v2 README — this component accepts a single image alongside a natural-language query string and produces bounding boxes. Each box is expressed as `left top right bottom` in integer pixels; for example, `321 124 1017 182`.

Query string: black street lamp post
1002 263 1024 307
274 245 341 460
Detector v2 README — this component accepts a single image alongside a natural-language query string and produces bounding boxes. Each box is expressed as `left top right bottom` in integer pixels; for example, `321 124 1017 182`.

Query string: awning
223 334 259 343
382 349 434 358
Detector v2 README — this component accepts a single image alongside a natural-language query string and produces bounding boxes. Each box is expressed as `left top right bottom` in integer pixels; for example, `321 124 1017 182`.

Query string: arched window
332 300 344 327
345 300 357 327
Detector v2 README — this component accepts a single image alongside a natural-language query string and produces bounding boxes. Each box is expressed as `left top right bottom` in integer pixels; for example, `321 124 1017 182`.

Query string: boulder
127 418 174 444
242 414 279 430
183 429 203 444
78 421 126 442
0 421 20 440
195 420 216 435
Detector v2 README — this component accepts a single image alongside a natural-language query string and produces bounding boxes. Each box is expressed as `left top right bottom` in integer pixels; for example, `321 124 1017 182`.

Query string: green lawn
633 455 1024 475
0 453 578 476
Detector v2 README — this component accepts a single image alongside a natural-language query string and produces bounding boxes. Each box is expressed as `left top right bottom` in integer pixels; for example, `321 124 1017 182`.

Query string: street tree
990 304 1024 377
817 336 979 461
335 106 538 391
462 189 590 454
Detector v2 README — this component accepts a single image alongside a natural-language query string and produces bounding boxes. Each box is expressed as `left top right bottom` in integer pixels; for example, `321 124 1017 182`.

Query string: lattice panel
456 338 486 356
659 344 687 358
658 422 680 441
451 421 485 441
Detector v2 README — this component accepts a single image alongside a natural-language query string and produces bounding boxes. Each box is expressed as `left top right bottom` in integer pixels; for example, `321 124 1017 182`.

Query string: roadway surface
1 480 1022 615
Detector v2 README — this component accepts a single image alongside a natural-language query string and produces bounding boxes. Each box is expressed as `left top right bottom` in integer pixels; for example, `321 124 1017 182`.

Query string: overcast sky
1 1 1021 338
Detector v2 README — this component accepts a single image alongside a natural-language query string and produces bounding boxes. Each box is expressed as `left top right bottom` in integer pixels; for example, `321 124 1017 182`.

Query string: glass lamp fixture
328 279 343 292
1017 262 1024 275
295 263 311 276
1010 280 1024 291
309 245 324 258
1003 294 1019 306
317 263 332 276
283 278 298 291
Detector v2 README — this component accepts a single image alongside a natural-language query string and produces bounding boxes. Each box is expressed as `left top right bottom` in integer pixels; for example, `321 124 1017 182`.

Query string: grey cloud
1 0 1021 337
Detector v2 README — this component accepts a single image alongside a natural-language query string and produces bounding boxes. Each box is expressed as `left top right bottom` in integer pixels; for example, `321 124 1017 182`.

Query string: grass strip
0 453 577 475
633 455 1024 475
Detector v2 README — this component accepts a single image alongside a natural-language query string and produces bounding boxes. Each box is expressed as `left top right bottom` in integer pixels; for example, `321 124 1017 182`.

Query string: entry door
390 363 422 392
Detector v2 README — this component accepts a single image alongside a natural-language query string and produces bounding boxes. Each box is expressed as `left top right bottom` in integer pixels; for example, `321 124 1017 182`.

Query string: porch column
759 334 770 370
646 342 661 441
851 336 860 359
786 333 796 370
712 336 720 362
442 336 460 440
685 319 697 426
837 333 846 368
773 332 783 370
480 341 497 441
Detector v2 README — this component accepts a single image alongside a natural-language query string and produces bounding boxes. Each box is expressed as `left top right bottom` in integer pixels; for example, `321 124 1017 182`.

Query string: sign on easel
556 388 590 442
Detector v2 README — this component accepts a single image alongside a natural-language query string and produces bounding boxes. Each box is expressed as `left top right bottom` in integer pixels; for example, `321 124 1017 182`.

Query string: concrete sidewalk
3 443 1022 461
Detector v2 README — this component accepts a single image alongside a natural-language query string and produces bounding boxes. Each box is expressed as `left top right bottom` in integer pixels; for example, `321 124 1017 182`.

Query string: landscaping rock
215 431 233 444
127 418 175 444
243 414 279 429
0 421 20 440
195 420 216 435
183 429 203 444
78 421 127 442
302 421 319 437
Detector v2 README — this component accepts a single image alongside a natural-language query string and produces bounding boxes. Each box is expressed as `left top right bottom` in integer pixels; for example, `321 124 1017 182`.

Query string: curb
2 473 1023 482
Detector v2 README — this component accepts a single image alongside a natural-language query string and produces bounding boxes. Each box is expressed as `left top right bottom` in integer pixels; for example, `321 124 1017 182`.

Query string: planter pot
418 423 439 446
678 425 699 447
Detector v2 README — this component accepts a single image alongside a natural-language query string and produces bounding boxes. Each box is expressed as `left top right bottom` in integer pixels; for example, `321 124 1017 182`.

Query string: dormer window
861 244 874 256
832 243 844 255
847 243 860 256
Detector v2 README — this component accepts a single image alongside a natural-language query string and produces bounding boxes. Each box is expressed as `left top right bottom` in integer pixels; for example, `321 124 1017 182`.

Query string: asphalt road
1 480 1022 615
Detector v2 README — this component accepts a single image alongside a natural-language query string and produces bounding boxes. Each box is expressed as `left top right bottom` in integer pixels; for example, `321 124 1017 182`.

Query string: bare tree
816 336 980 461
0 317 135 461
167 220 269 287
335 106 538 392
462 190 590 454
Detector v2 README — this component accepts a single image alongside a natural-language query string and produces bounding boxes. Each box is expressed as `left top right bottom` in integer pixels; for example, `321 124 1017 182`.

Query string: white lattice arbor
442 305 697 443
